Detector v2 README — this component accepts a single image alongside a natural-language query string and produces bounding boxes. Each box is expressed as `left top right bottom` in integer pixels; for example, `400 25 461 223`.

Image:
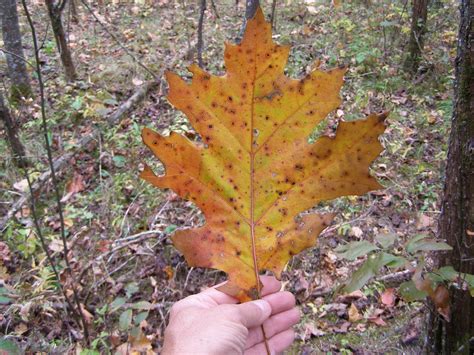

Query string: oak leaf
141 7 387 301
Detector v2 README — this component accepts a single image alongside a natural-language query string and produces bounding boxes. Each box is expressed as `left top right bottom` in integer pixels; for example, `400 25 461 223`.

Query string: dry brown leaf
348 303 361 322
14 323 28 335
80 304 93 324
432 284 450 321
61 171 86 202
333 321 351 333
0 242 11 264
129 330 153 353
303 322 326 339
369 316 387 326
380 288 396 307
13 178 28 192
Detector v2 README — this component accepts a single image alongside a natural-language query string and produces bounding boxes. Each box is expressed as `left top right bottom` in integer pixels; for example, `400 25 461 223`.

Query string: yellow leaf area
141 7 387 301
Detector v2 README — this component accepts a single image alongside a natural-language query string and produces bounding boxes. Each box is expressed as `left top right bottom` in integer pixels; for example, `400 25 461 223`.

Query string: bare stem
20 0 90 344
197 0 206 68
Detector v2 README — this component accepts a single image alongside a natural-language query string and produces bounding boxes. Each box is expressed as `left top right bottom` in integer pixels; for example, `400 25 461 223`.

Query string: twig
76 230 165 284
20 0 90 343
114 229 164 244
0 48 35 69
210 0 219 18
38 22 51 52
119 189 143 238
104 231 165 259
183 267 195 293
376 269 414 286
77 0 158 79
319 204 377 237
270 0 277 29
197 0 206 68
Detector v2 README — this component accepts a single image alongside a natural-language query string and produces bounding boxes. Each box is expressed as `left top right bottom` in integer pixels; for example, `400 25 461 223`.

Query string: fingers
264 291 296 315
202 287 239 305
245 292 298 349
227 299 272 328
206 275 281 305
260 276 282 296
202 278 282 306
245 307 300 348
245 329 295 355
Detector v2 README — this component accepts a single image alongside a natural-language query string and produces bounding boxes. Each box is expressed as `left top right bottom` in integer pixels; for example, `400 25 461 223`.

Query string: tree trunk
428 0 474 353
404 0 429 73
237 0 259 41
1 0 32 101
45 0 77 82
270 0 277 29
0 92 28 167
245 0 260 19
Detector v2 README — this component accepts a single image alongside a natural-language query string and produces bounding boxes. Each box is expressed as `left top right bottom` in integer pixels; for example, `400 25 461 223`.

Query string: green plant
337 233 474 311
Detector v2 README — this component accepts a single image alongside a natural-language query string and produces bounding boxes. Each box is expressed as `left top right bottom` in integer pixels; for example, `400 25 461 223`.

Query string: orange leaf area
141 7 387 301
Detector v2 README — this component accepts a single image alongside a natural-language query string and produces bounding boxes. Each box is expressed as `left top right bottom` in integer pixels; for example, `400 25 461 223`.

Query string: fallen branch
376 269 414 286
0 80 159 232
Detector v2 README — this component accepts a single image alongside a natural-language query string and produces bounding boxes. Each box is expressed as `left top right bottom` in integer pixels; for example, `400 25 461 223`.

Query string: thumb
234 300 272 328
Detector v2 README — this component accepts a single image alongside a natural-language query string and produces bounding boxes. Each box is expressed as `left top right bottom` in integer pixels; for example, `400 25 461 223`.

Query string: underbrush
0 0 458 353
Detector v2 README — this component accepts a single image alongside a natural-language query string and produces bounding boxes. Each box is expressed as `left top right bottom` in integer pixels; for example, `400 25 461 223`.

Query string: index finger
203 275 282 305
260 276 282 296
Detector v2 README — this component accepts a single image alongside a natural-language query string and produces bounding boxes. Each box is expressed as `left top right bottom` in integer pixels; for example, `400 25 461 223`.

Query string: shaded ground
0 0 457 353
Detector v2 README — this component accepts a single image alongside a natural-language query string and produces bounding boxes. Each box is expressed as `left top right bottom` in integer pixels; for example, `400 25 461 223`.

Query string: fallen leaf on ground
416 213 434 229
294 274 310 293
332 321 351 333
350 226 363 238
303 322 326 339
380 288 396 307
369 316 387 326
61 171 86 202
132 77 144 86
14 323 28 335
348 303 361 322
129 329 153 353
413 268 451 321
336 290 366 303
80 304 93 324
432 284 450 321
0 242 11 264
13 179 28 192
401 324 420 345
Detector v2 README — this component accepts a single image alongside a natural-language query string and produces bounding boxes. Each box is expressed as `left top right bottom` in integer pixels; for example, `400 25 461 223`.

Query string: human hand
162 276 300 354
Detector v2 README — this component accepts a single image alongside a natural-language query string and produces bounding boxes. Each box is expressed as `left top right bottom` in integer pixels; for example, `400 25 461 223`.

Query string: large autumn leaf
141 7 387 301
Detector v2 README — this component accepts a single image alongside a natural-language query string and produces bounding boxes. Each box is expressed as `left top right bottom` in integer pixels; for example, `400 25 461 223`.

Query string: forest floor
0 0 459 353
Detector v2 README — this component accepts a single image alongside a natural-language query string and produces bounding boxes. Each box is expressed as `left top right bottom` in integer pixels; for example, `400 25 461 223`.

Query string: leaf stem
249 15 270 353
